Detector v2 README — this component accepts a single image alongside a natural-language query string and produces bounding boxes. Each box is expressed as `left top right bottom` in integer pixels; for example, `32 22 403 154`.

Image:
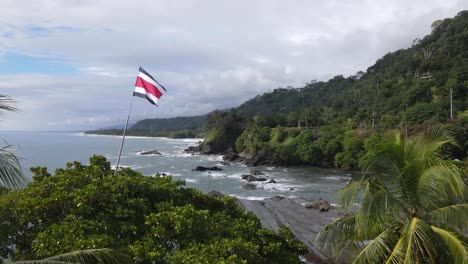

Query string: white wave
205 172 229 178
165 153 197 158
184 178 198 183
321 176 351 181
261 182 301 192
233 195 268 200
135 151 162 157
206 155 223 162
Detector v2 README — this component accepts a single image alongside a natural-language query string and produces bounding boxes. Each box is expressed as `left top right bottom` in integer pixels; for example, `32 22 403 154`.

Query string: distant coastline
85 128 204 139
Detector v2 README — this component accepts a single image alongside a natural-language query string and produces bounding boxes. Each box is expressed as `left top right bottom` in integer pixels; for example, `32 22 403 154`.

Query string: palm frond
353 228 400 264
431 226 467 264
417 125 457 155
316 215 359 258
403 217 438 264
0 94 19 115
43 248 133 264
336 180 366 208
428 204 468 233
0 145 26 189
418 165 467 210
359 177 403 223
385 235 407 264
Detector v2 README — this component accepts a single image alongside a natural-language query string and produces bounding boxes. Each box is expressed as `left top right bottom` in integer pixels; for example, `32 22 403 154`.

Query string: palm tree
0 94 26 189
317 126 467 263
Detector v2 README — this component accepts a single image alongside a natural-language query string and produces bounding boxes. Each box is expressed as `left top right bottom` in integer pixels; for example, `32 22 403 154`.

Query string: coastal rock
244 175 258 182
139 150 162 155
242 183 257 190
223 151 240 162
241 174 251 179
241 174 268 182
267 179 277 183
184 145 201 153
220 161 230 166
192 166 223 172
305 198 332 212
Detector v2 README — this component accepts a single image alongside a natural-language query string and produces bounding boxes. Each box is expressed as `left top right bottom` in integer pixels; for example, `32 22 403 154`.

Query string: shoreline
238 196 340 263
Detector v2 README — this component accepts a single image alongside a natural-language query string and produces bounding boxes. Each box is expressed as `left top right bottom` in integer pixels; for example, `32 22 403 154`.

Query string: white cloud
0 0 466 130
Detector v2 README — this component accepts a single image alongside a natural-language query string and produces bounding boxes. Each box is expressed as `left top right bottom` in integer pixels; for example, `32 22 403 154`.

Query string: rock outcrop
139 150 162 155
191 166 223 171
305 198 333 211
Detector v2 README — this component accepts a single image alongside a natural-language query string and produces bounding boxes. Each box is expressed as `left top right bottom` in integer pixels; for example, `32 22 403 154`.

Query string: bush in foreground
0 155 306 263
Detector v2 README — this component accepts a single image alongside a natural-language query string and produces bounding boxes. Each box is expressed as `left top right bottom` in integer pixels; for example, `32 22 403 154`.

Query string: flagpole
114 94 135 176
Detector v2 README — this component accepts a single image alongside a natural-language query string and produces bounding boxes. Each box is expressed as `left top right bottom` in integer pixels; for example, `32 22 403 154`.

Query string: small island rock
192 166 223 171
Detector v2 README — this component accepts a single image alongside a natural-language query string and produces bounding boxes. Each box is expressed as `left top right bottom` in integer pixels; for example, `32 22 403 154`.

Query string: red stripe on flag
135 76 163 99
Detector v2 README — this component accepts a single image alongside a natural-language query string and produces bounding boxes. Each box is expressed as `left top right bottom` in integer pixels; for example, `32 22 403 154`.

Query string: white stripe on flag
138 72 163 93
134 87 159 104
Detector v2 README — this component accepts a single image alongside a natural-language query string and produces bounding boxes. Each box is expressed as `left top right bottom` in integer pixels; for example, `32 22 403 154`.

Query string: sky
0 0 466 131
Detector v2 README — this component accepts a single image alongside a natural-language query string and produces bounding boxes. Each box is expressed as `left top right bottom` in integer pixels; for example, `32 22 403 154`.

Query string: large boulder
139 150 161 155
184 146 201 153
244 175 258 182
192 166 223 172
223 151 241 162
305 198 332 212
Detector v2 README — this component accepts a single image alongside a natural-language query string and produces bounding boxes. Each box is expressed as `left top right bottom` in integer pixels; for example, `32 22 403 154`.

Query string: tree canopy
0 156 306 263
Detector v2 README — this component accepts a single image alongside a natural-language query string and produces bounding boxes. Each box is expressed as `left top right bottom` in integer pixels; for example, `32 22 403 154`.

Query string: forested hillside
236 10 467 127
201 11 468 170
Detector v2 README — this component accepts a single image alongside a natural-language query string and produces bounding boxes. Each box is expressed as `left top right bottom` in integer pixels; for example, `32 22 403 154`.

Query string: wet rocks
192 166 223 171
305 198 332 212
223 151 241 162
241 174 270 182
184 145 201 153
139 150 162 155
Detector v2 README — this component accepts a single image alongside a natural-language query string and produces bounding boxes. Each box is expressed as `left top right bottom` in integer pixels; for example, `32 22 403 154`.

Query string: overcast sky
0 0 466 130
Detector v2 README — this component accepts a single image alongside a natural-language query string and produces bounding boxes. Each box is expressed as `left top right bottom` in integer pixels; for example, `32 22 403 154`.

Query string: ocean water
0 131 351 201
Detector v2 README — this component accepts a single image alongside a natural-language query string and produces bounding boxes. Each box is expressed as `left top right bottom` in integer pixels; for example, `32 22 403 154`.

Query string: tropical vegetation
316 126 468 263
0 155 306 263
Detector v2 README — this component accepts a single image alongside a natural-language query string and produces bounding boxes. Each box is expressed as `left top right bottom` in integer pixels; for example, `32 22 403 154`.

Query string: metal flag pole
114 94 135 176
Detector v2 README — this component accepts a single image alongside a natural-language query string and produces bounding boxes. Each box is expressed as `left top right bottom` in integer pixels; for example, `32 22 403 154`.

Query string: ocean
0 131 351 202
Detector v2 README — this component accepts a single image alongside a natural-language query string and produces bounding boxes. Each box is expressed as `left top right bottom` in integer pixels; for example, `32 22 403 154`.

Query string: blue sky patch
0 52 77 75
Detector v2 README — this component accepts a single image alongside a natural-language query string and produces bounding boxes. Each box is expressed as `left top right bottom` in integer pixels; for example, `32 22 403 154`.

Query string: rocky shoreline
206 190 341 263
239 196 339 263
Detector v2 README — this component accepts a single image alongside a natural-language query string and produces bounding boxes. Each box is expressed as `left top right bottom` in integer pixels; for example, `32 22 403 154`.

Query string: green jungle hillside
200 11 468 170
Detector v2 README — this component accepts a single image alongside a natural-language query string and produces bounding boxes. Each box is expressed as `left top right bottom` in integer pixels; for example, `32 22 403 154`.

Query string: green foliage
335 131 367 169
200 112 245 154
10 248 133 264
405 102 443 125
0 155 306 263
317 127 468 263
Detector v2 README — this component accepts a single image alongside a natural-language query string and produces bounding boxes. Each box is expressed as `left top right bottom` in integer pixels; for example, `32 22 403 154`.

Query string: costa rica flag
133 67 167 106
